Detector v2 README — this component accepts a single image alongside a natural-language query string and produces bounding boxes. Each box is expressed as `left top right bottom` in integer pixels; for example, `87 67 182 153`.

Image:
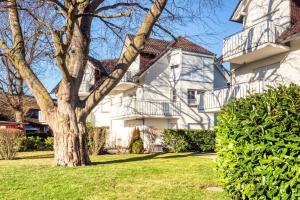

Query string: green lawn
0 151 229 200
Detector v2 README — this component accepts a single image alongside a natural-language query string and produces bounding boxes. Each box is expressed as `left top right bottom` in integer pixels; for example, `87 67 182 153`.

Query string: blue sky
42 0 242 93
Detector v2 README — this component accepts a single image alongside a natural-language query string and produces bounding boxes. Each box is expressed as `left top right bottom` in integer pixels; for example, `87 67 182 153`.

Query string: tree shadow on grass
91 153 163 165
15 153 54 160
158 152 205 159
91 152 201 165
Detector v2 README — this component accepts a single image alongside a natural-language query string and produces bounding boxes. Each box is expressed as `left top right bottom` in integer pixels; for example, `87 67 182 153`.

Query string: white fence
223 20 285 59
200 81 298 111
120 70 139 82
112 97 181 119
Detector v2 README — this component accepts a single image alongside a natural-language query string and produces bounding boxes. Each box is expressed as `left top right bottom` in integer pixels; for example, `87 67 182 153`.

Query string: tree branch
81 0 168 119
5 0 55 116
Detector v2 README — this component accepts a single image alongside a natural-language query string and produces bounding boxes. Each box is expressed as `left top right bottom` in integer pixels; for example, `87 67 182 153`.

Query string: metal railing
199 81 299 111
120 70 138 83
112 97 181 118
223 20 285 59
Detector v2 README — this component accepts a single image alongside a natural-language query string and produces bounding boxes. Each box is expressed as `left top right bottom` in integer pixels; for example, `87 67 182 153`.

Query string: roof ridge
127 34 170 43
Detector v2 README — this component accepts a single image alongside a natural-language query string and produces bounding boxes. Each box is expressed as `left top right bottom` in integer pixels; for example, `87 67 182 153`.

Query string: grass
0 151 229 200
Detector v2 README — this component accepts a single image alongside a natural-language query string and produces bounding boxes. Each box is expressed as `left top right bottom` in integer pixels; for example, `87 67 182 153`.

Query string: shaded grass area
0 151 229 200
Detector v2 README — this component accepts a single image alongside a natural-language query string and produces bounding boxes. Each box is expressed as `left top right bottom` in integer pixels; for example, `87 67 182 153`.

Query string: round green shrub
216 84 300 199
129 128 144 154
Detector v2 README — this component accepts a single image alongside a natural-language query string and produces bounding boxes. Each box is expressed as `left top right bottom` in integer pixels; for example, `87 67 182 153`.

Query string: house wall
244 0 291 28
88 48 228 149
214 65 229 89
108 118 177 149
232 38 300 84
79 62 95 95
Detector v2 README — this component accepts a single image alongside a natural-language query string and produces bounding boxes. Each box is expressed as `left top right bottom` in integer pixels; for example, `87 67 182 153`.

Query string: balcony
199 81 298 112
223 20 289 64
112 97 181 120
110 70 139 95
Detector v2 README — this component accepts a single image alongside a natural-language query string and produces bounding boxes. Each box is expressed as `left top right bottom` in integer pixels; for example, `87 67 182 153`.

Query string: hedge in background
88 127 108 155
216 84 300 199
163 129 215 153
18 136 54 151
0 129 24 160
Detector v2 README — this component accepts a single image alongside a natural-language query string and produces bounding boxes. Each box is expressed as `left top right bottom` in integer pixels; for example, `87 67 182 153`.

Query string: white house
200 0 300 112
80 35 229 150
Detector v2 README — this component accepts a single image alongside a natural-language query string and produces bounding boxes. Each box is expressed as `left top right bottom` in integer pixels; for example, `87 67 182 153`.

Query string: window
187 90 197 105
170 64 179 69
171 89 177 102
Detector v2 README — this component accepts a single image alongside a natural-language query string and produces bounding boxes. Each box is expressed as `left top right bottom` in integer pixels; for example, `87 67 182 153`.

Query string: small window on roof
170 65 179 69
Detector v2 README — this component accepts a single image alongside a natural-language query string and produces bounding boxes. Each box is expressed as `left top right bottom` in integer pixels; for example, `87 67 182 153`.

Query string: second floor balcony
199 80 299 112
110 70 139 95
111 97 181 120
223 20 289 64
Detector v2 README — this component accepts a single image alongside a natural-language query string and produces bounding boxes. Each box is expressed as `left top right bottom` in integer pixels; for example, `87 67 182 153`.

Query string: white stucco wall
232 38 300 84
244 0 291 28
79 62 95 95
87 47 228 149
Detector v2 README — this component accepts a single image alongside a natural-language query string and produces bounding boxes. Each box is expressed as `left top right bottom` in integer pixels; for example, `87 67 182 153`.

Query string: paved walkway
194 153 217 160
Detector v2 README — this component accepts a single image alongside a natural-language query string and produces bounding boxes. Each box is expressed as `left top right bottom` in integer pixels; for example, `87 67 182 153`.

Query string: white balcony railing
120 70 138 83
199 81 299 111
112 97 181 119
223 20 285 59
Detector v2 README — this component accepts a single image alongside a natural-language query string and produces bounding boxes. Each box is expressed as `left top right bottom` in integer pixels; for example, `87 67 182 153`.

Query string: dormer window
170 64 179 69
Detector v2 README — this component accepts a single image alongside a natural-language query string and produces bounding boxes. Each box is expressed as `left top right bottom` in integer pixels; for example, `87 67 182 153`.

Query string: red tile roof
92 35 214 79
127 34 214 56
279 0 300 42
279 21 300 42
126 35 214 77
173 37 214 55
53 35 215 93
127 34 169 55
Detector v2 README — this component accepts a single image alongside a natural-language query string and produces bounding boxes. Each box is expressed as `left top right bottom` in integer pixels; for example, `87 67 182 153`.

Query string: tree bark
14 110 23 123
52 112 90 166
2 0 168 167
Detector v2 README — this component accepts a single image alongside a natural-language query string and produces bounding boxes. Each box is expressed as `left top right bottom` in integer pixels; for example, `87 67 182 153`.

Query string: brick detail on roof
278 0 300 42
126 35 214 77
279 21 300 42
291 0 300 25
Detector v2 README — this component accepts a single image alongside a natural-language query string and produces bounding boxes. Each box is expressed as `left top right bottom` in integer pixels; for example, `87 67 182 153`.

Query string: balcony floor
112 114 180 121
224 43 290 64
110 82 138 95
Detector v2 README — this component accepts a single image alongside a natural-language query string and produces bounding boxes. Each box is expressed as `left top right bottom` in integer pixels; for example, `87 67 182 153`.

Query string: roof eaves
230 0 244 23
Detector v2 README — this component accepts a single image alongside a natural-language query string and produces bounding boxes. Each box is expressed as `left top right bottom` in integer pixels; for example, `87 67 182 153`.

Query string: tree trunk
14 110 23 123
52 118 91 166
14 109 24 130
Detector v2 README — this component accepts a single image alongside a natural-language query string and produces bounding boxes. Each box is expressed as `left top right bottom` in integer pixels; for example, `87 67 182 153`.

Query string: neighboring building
0 93 51 134
200 0 300 112
0 121 24 130
79 35 229 150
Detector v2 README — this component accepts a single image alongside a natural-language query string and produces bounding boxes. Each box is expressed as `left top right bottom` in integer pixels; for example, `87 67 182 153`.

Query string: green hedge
216 84 300 199
18 136 54 151
163 129 215 153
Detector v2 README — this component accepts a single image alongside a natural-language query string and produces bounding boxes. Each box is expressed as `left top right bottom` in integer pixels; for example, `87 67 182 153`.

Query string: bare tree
0 0 221 166
0 8 49 125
